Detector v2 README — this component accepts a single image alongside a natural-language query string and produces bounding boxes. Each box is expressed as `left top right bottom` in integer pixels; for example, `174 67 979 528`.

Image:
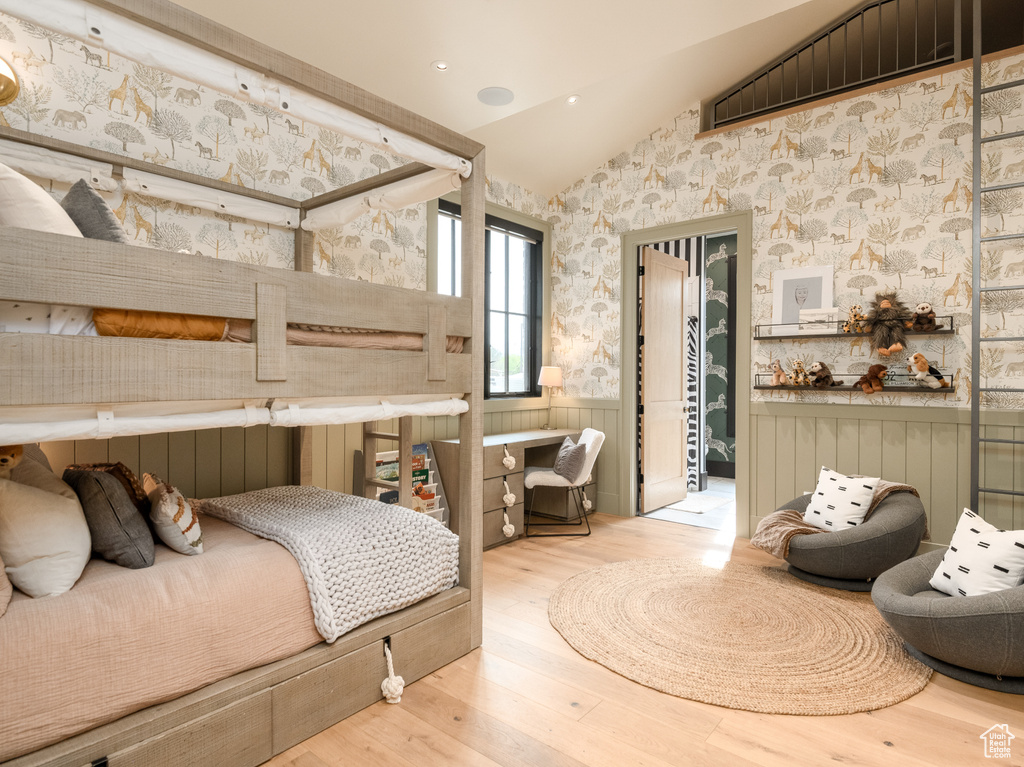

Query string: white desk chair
524 428 604 537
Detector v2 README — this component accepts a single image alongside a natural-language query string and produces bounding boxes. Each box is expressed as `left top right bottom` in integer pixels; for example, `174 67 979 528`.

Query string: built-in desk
432 429 596 549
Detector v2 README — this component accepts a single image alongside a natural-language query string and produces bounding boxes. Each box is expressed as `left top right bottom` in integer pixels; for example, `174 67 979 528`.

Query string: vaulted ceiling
174 0 867 196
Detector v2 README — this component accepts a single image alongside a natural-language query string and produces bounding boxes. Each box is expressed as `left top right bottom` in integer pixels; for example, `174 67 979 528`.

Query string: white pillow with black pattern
802 467 879 531
929 509 1024 597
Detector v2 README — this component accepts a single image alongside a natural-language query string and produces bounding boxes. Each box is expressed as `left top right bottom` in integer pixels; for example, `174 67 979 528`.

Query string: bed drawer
271 641 386 753
483 474 524 512
483 443 524 479
109 689 272 767
389 601 473 683
484 503 524 548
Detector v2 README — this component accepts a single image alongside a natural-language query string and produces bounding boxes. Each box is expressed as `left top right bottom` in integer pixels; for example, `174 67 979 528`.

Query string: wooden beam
301 163 434 211
398 416 413 509
255 283 287 382
85 0 484 160
426 306 448 382
0 125 297 208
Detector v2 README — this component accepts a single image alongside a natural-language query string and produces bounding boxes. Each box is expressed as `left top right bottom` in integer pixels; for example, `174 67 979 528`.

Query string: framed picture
797 307 839 334
771 266 834 331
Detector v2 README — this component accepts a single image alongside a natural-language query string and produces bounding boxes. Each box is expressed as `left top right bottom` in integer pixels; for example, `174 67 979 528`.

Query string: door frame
619 211 753 537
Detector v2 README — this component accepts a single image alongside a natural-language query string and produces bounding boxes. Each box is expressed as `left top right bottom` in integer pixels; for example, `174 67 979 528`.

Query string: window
437 200 543 399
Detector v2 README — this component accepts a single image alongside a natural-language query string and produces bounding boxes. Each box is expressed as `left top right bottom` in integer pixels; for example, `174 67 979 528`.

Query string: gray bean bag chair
779 492 927 592
872 549 1024 694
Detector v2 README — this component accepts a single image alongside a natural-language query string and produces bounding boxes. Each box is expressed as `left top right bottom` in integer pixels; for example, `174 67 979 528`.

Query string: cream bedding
0 515 321 762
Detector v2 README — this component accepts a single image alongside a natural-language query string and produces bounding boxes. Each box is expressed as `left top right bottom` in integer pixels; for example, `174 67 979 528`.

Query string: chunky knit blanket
198 485 459 642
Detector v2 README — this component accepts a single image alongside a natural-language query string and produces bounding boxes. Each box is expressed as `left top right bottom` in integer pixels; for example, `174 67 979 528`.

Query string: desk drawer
484 503 524 548
483 473 524 512
484 443 524 479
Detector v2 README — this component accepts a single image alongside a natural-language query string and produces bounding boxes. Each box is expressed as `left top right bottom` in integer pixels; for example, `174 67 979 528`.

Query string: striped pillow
803 467 879 531
143 474 203 555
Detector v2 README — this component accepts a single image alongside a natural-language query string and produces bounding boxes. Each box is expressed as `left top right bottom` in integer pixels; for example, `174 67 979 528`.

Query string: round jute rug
548 558 931 715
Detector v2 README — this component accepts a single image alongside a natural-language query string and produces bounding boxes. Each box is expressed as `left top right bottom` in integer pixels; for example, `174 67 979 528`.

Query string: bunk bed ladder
970 0 1024 512
362 417 414 507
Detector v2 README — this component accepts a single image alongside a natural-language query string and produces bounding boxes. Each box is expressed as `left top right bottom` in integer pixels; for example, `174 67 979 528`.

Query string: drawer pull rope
502 479 516 507
381 640 404 704
502 509 516 538
502 445 516 470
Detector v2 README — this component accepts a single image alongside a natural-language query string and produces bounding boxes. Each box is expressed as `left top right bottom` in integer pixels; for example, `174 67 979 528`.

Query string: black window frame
438 199 543 400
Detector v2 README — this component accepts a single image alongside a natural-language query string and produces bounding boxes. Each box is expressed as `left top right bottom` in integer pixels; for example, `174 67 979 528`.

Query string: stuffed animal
770 360 789 386
863 292 912 357
0 444 23 480
842 305 867 333
911 302 942 332
808 361 843 388
853 364 887 394
907 353 949 389
790 360 810 386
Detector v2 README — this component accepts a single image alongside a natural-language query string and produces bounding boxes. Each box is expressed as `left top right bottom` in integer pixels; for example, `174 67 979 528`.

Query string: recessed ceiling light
566 94 580 106
431 60 449 72
477 86 514 106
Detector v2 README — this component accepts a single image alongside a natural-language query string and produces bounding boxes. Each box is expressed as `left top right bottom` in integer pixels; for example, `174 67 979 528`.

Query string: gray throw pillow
60 179 130 243
553 437 587 481
63 468 155 569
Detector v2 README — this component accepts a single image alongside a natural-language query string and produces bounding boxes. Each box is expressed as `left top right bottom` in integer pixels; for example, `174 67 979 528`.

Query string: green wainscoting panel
748 403 1024 547
41 425 293 498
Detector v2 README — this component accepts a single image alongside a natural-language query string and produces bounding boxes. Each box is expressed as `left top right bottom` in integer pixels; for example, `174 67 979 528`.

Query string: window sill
484 396 547 413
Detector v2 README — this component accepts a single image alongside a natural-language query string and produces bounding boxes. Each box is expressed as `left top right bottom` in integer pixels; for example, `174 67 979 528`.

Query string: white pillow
143 474 204 555
803 467 879 531
0 460 92 597
929 509 1024 597
0 161 94 336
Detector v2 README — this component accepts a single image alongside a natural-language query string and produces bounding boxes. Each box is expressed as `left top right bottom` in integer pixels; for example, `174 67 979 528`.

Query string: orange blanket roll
93 308 228 341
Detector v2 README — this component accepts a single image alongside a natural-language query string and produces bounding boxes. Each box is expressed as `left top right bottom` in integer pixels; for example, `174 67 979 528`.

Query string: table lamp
538 366 563 430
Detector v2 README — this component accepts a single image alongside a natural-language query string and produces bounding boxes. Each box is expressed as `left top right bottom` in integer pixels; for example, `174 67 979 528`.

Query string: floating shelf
754 385 955 394
754 316 954 341
754 372 954 394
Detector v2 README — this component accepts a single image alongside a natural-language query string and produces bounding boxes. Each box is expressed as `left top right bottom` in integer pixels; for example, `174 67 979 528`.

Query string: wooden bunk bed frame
0 1 484 765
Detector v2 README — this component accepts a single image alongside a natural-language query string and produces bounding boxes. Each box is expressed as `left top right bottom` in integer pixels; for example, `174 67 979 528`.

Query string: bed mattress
0 515 321 762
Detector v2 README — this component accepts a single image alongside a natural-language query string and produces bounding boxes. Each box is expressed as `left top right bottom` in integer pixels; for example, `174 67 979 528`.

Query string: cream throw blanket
750 480 923 560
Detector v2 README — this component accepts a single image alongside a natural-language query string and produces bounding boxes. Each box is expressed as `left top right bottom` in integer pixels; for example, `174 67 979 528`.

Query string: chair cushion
524 466 573 489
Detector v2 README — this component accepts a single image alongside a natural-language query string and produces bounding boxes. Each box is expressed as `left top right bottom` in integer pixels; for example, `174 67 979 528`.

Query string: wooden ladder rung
365 431 399 440
365 478 398 490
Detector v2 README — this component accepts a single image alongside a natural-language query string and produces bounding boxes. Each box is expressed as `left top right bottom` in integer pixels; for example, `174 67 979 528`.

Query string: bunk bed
0 0 485 765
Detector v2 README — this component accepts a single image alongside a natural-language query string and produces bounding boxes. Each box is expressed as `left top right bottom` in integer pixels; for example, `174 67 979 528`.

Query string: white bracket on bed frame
427 305 447 382
255 283 287 382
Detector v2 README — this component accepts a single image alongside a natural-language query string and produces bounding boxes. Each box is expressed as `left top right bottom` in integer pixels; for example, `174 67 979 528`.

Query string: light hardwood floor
265 513 1024 767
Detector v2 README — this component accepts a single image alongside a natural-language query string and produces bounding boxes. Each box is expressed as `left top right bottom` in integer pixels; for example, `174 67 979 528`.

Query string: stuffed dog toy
907 352 949 389
854 364 887 394
0 444 23 480
770 360 789 386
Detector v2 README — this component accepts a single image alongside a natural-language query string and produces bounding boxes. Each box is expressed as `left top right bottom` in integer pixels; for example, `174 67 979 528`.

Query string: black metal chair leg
524 483 592 538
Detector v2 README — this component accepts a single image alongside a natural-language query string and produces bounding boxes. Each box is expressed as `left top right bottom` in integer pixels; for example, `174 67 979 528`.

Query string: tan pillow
0 552 11 617
0 472 91 598
143 474 203 555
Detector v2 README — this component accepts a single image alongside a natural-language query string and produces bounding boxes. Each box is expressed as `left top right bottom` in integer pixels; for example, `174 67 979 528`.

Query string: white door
640 246 689 513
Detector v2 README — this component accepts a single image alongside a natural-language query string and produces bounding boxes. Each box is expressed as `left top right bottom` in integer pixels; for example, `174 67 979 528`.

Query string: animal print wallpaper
704 233 735 464
542 53 1024 407
0 12 428 287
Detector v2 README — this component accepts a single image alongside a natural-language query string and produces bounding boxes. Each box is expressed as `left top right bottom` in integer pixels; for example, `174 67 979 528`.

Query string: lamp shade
0 57 19 107
537 366 563 388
